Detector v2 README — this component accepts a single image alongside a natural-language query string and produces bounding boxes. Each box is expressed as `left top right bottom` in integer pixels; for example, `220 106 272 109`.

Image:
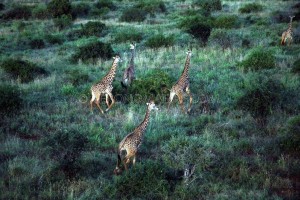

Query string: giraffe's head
146 101 159 111
113 55 122 63
130 43 135 50
186 50 192 57
290 16 295 19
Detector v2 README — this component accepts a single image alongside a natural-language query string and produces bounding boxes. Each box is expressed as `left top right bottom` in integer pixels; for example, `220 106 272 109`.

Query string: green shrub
95 0 116 10
213 15 239 29
114 28 143 43
61 84 77 96
209 29 231 49
1 5 32 20
32 4 49 19
0 84 22 114
291 59 300 74
81 21 106 37
179 15 212 44
90 7 110 17
45 34 65 45
239 3 263 13
128 69 174 103
111 160 169 199
71 41 114 63
1 58 47 83
47 0 72 18
145 34 174 48
71 3 90 17
135 0 166 15
53 14 73 30
43 127 88 178
193 0 222 11
29 38 45 49
236 79 283 119
239 47 275 71
65 69 90 86
279 115 300 154
120 7 147 22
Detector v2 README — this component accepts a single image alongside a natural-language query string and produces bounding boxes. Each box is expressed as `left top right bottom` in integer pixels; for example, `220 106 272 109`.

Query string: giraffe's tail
114 152 122 175
281 37 285 45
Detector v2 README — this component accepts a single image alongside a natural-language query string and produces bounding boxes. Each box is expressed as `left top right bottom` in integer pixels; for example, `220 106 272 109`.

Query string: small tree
47 0 72 18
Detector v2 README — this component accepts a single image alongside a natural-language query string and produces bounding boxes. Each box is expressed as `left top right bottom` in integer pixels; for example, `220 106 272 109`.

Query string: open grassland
0 0 300 199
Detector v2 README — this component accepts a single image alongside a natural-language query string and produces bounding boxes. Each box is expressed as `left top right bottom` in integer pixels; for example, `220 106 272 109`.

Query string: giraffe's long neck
288 17 293 31
129 48 135 70
136 107 151 137
104 60 118 84
179 54 191 81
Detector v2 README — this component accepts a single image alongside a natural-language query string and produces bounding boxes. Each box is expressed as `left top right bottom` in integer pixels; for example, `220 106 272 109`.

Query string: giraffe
90 56 121 114
121 43 136 88
281 16 295 46
168 50 193 114
114 101 158 175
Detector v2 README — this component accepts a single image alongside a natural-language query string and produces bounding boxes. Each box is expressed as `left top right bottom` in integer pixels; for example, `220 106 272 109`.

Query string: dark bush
145 34 174 48
71 41 114 63
193 0 222 11
112 160 169 199
1 58 47 83
43 128 88 178
29 38 45 49
81 21 106 37
32 4 49 19
179 15 212 44
95 0 116 10
114 29 143 43
71 3 90 18
0 84 22 114
213 15 239 29
239 3 263 13
128 69 174 103
66 69 90 86
47 0 72 18
45 34 65 45
291 59 300 74
271 11 289 23
135 0 166 15
53 14 73 30
120 7 147 22
236 79 283 119
239 47 275 71
0 3 4 11
279 115 300 154
1 6 32 20
209 30 231 49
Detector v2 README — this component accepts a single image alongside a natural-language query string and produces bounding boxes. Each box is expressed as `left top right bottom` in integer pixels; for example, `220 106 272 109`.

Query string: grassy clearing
0 0 300 199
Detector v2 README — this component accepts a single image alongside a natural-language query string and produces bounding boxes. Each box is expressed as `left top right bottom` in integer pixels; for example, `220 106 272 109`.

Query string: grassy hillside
0 0 300 199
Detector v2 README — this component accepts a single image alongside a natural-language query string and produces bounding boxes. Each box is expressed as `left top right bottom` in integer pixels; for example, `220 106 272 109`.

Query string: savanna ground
0 0 300 199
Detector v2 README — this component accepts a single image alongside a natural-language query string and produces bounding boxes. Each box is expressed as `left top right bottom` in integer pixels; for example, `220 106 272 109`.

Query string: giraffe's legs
105 91 115 112
168 91 176 111
132 155 136 165
123 155 131 171
90 92 96 112
95 94 104 114
105 93 110 108
177 92 186 114
186 87 193 113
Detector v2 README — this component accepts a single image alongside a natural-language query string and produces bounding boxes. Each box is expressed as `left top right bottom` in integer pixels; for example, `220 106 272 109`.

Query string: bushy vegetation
291 58 300 74
120 7 147 22
279 115 300 154
213 15 239 29
239 47 275 71
0 58 47 83
0 3 4 11
72 2 91 17
193 0 222 11
95 0 116 11
53 14 73 30
128 69 174 103
209 29 231 49
239 3 263 13
179 15 212 44
47 0 72 18
114 28 143 43
32 4 49 19
81 21 106 37
1 5 32 20
0 84 22 114
45 34 65 45
71 41 114 63
145 34 174 48
29 38 45 49
135 0 166 15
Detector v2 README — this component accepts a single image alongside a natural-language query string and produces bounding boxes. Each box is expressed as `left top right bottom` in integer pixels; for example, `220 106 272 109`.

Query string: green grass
0 0 299 199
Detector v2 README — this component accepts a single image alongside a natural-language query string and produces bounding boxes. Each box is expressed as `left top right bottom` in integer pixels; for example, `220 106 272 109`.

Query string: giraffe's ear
146 103 149 106
113 57 115 59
